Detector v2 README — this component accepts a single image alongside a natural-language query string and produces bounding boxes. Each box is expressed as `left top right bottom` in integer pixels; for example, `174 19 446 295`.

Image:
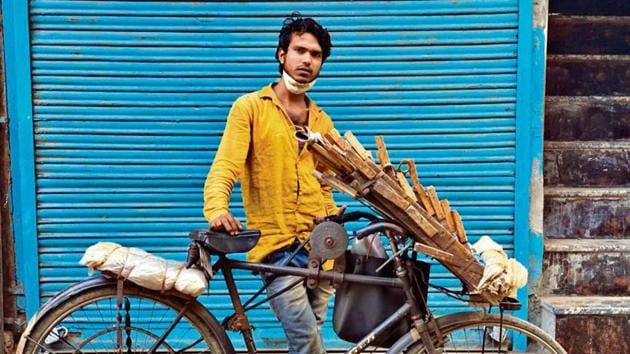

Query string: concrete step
550 0 630 16
540 296 630 354
544 187 629 238
542 239 629 296
544 141 630 186
544 96 630 141
546 55 629 96
548 16 630 55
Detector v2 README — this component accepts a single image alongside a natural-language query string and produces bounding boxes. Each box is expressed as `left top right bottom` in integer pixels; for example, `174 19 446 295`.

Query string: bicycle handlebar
325 210 380 224
354 222 407 240
324 210 407 240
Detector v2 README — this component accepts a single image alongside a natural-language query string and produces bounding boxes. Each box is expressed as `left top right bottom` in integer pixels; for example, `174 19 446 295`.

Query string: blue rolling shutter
29 0 518 349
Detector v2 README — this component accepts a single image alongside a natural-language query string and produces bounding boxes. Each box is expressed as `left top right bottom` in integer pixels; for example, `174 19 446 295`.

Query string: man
203 14 341 354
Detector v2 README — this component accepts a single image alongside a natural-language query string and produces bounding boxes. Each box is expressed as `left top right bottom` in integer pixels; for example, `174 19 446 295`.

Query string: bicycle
17 211 566 353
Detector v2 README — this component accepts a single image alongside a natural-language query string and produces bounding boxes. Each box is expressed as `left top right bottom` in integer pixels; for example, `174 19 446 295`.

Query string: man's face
278 32 323 84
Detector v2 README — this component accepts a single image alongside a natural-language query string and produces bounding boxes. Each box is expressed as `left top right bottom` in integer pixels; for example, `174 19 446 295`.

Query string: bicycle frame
212 245 435 354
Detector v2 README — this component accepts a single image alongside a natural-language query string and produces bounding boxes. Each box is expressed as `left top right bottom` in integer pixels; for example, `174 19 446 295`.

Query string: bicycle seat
189 229 261 254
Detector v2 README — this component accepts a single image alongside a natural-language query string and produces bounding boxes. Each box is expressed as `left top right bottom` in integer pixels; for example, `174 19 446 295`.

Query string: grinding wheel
310 221 348 259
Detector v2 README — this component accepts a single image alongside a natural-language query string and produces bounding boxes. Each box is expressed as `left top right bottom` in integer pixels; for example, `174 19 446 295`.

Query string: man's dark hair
275 12 332 74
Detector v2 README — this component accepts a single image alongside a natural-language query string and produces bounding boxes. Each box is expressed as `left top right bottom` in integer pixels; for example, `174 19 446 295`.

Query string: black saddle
189 229 261 254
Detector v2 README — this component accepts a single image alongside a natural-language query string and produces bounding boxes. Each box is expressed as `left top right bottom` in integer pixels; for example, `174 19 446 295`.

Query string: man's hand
314 205 347 225
210 212 243 236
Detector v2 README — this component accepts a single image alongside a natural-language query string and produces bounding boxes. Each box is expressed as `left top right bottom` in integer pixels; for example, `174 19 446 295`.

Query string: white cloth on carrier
471 236 528 298
80 242 208 297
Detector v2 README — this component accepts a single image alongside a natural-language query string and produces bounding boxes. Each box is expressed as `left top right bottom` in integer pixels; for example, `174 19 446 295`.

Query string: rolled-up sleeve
203 97 252 222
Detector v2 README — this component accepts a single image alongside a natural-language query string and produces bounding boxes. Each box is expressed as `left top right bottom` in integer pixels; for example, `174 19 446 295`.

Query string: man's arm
321 183 339 216
203 97 252 233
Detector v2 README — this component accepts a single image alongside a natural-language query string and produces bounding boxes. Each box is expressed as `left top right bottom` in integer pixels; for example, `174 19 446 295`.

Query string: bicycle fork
387 231 442 354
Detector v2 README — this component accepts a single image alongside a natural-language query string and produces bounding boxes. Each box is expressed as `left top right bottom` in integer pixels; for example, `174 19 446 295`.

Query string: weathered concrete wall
548 16 629 55
544 189 629 237
555 315 630 354
544 96 630 141
541 296 630 353
544 142 630 186
549 0 630 15
546 55 629 96
542 240 630 295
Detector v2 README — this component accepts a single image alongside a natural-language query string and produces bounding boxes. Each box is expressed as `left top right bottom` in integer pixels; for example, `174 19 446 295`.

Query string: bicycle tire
403 311 567 353
18 278 235 353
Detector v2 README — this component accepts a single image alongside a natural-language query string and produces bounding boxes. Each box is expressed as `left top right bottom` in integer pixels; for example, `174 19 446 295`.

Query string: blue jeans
263 246 334 354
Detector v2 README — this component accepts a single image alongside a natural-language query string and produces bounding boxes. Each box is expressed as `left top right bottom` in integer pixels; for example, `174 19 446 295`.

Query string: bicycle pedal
221 314 236 329
224 313 250 332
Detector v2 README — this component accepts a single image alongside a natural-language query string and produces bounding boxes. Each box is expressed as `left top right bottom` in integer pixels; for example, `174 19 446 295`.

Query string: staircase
539 0 629 353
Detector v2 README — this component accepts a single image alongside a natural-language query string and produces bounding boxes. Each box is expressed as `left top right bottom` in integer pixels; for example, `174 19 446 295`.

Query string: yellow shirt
204 84 338 263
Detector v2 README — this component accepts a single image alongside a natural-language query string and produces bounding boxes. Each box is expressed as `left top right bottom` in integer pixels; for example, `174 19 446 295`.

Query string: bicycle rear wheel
405 311 566 353
18 277 234 353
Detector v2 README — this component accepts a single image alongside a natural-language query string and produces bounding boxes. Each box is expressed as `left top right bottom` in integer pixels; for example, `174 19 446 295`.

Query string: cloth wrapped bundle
80 242 208 297
471 236 528 298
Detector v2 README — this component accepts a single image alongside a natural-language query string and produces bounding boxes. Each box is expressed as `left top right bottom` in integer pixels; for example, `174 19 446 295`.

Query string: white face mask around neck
282 70 317 94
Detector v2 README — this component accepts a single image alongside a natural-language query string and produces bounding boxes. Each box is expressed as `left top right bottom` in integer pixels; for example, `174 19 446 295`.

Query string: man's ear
277 48 286 65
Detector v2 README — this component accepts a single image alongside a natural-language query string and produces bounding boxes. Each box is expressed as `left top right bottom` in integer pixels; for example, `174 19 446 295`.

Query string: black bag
333 252 430 347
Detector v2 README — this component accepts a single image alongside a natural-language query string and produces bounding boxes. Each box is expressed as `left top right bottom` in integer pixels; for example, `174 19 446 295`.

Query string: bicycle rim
406 312 567 354
20 283 232 353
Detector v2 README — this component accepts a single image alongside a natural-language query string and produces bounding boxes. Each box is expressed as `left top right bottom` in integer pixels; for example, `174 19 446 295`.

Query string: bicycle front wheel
18 277 234 353
405 311 567 353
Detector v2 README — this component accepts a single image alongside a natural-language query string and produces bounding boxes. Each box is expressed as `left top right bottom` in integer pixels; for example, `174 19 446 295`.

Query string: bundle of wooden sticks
308 129 498 303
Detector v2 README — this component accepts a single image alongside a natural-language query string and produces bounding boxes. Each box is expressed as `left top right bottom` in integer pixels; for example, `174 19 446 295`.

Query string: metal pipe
231 260 404 288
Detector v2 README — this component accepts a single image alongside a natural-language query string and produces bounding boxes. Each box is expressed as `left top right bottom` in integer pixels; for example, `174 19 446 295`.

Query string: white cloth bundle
472 236 528 298
80 242 208 297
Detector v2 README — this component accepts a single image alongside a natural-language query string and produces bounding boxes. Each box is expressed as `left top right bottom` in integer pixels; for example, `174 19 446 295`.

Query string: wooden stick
369 178 439 238
452 210 468 244
312 171 359 197
426 186 445 220
374 136 392 169
374 136 397 181
309 143 352 174
396 172 417 202
414 243 455 264
416 184 435 216
343 131 372 161
403 160 435 216
342 147 380 180
324 129 350 150
441 199 456 233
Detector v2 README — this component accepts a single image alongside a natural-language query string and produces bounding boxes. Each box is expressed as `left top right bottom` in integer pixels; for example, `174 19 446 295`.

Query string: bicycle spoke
96 297 116 354
76 305 102 353
175 319 194 352
48 327 84 354
175 337 204 353
147 303 189 354
141 296 157 351
23 335 62 354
